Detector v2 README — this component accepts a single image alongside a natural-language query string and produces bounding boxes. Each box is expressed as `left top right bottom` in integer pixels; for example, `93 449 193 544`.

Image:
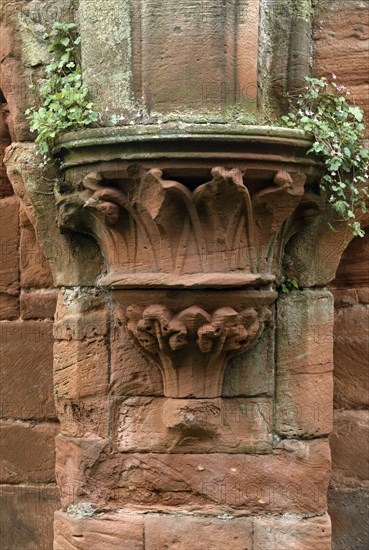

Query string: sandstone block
277 290 334 375
54 287 108 341
56 396 109 440
333 306 369 408
223 323 274 397
0 195 19 294
330 410 369 488
0 421 59 484
0 484 60 550
276 290 334 437
54 510 143 549
54 338 109 400
19 205 53 288
253 513 331 550
331 288 358 308
0 320 55 419
110 304 163 396
55 435 107 508
57 437 330 515
332 232 369 287
276 371 333 438
357 287 369 305
20 289 58 319
114 397 273 454
314 0 369 131
0 292 18 319
145 514 252 550
328 487 369 550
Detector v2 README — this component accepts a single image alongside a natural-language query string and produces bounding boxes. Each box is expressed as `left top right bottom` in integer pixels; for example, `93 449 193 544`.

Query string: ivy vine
282 76 369 237
26 22 98 166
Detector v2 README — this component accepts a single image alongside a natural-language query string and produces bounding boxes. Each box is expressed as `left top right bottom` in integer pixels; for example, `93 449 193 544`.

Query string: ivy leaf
349 106 364 122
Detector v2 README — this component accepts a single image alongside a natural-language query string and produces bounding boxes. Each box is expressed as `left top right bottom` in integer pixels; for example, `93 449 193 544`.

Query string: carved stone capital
56 126 322 289
125 302 272 398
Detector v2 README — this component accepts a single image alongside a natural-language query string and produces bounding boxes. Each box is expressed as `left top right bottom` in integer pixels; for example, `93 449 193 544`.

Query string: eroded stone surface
114 397 273 454
0 320 55 419
276 290 334 437
0 195 19 295
253 513 332 550
333 306 369 409
330 410 369 489
54 510 144 550
56 436 330 515
313 0 369 133
0 421 59 484
145 514 253 550
0 484 60 550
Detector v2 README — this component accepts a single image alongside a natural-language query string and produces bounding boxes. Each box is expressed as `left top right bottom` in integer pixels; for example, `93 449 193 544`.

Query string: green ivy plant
280 278 299 294
282 76 369 237
26 22 99 166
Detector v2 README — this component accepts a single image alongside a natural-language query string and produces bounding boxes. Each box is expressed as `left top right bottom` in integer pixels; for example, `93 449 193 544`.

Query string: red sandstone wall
329 234 369 550
313 2 369 549
0 102 60 549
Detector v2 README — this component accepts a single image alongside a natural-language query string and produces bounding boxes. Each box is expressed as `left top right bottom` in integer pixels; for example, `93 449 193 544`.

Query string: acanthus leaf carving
126 303 272 398
57 165 307 287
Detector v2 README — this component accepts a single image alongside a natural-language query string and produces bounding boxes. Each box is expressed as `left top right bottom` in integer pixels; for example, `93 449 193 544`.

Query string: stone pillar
3 1 369 548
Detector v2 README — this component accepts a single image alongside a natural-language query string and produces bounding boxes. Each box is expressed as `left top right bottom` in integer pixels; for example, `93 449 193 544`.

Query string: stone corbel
57 165 308 287
125 302 272 398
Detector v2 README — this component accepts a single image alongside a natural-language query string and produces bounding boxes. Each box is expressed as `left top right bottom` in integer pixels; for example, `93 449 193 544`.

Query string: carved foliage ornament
126 303 272 398
58 166 306 286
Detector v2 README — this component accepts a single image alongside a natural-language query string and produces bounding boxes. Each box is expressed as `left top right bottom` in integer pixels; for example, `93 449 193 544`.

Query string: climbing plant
26 22 98 165
282 76 369 237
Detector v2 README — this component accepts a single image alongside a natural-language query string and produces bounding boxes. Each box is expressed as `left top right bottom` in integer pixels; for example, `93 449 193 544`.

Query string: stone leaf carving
58 166 305 286
126 304 272 398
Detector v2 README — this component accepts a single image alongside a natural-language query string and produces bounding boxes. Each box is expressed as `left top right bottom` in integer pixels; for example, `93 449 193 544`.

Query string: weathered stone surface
0 484 60 550
20 289 57 319
222 323 274 397
0 103 13 198
114 397 272 454
110 302 164 396
253 513 332 550
330 410 369 488
0 195 19 294
80 0 259 118
19 204 53 288
333 306 369 409
333 231 369 288
0 320 55 419
276 372 333 438
276 290 334 437
56 437 330 514
54 338 109 400
56 396 109 440
4 143 103 287
331 287 358 308
54 510 144 550
54 287 108 341
276 290 334 374
0 292 18 319
0 7 34 141
0 421 58 483
357 287 369 305
283 199 369 288
328 487 369 550
55 435 107 508
145 514 253 550
313 0 369 131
